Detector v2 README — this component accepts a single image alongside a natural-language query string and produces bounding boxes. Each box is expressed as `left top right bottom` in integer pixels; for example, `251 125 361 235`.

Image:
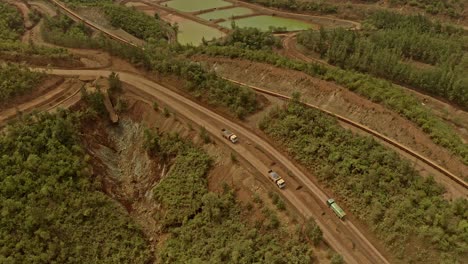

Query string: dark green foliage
260 101 468 261
153 145 212 229
304 218 322 245
108 72 122 93
81 88 107 116
0 112 151 263
0 63 44 104
214 26 282 50
193 42 468 164
100 4 170 41
41 15 97 49
243 0 338 14
297 11 467 108
199 126 211 144
28 9 42 25
0 2 24 41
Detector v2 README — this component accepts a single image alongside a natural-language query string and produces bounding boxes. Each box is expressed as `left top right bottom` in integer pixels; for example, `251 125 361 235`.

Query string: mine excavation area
0 0 467 264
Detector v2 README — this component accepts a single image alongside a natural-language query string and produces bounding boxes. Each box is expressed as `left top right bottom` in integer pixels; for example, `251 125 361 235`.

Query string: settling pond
219 15 314 31
175 19 225 45
164 0 232 12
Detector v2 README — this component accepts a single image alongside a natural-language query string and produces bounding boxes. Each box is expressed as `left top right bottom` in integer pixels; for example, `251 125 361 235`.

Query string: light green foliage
259 100 468 262
0 2 24 41
0 112 151 263
0 63 44 103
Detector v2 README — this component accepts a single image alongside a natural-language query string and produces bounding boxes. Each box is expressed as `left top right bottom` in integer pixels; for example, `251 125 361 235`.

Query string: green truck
326 199 346 220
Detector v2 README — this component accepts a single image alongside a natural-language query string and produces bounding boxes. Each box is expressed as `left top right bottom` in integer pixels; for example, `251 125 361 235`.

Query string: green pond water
220 15 313 31
198 7 253 20
164 0 232 13
176 19 225 45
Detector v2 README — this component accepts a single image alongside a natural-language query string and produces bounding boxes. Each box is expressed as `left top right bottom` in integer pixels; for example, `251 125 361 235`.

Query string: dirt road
38 68 390 264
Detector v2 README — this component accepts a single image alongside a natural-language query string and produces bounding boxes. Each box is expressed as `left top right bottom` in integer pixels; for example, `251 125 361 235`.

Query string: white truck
221 128 238 143
268 170 286 189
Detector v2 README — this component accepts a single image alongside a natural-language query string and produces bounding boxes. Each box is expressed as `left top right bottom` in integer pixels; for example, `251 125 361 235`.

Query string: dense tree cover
100 4 171 41
192 44 468 164
213 25 282 50
259 99 468 262
243 0 338 14
388 0 465 18
297 11 468 107
0 112 151 263
41 14 97 49
0 63 44 104
144 130 313 263
0 2 24 41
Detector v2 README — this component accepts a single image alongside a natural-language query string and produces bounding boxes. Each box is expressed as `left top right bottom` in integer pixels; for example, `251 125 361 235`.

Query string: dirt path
39 68 391 264
0 78 82 126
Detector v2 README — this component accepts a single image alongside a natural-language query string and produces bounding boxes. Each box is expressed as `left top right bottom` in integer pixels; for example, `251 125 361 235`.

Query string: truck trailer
268 170 286 189
221 128 238 143
326 199 346 219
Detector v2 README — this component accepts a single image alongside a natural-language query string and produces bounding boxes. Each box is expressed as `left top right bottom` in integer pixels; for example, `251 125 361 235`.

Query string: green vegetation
0 112 151 263
108 72 122 93
0 2 24 41
304 218 322 245
100 4 171 41
259 98 468 262
194 32 468 164
42 14 96 49
0 63 44 104
389 0 465 18
243 0 338 14
81 88 107 116
297 11 467 108
144 131 313 263
215 24 281 50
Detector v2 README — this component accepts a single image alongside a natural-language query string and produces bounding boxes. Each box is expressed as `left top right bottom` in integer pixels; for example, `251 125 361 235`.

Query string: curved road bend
37 68 390 264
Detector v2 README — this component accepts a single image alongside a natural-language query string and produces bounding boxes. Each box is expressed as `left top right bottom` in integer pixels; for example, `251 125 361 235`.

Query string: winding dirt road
35 68 391 264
